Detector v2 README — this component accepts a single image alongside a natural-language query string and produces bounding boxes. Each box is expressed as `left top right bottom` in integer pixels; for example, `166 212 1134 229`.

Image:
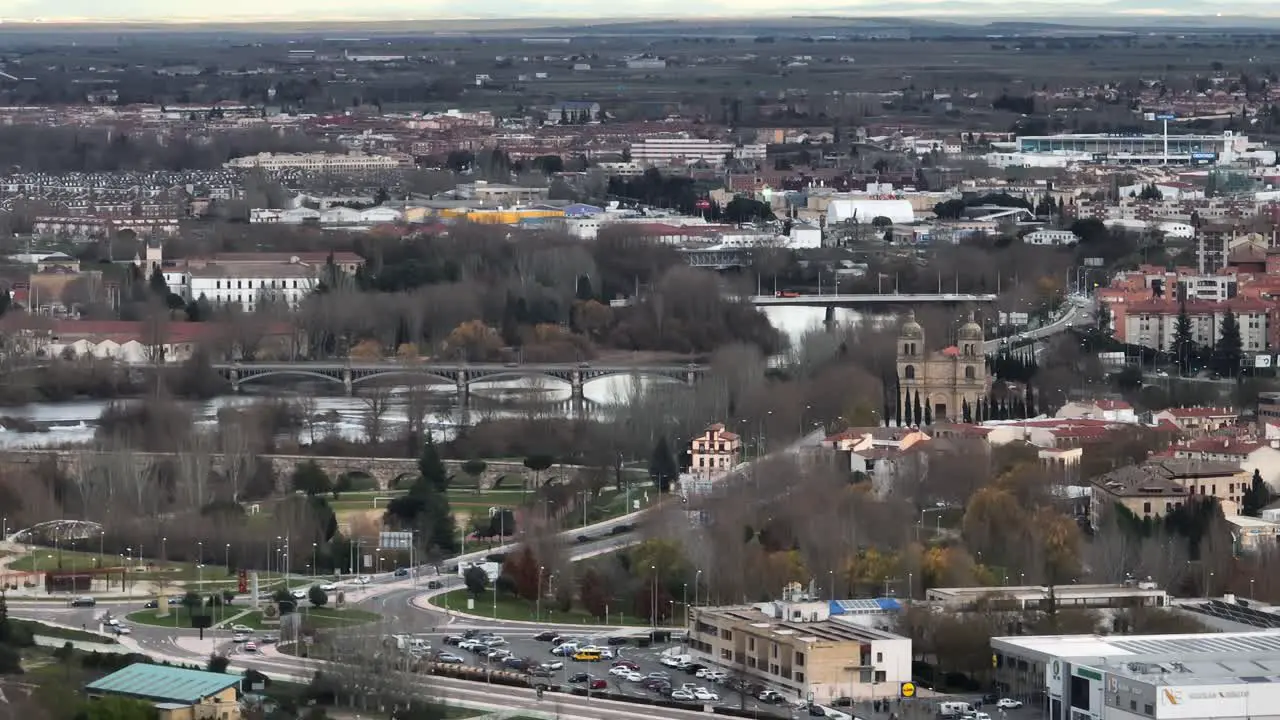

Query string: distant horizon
4 3 1280 27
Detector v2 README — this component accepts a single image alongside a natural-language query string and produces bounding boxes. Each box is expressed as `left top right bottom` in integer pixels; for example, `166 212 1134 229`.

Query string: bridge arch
349 371 456 387
466 371 573 388
234 370 346 387
579 370 689 385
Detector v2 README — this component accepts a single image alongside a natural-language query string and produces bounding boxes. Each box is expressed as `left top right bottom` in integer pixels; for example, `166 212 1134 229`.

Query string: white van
940 702 973 718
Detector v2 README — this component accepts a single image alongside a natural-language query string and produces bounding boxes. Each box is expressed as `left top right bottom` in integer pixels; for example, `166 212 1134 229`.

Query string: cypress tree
962 398 972 424
924 401 933 426
895 383 904 427
912 390 923 427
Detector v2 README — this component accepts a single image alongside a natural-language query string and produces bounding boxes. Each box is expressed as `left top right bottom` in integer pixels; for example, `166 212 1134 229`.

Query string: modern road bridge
212 361 707 396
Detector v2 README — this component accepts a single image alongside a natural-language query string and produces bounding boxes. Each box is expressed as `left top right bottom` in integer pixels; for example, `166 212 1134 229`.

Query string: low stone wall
0 450 593 492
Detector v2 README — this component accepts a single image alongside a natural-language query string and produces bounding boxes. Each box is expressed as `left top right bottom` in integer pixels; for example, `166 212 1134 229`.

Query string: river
0 306 875 448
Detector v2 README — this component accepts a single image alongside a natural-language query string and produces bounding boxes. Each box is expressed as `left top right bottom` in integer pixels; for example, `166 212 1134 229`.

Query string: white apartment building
224 151 406 173
629 137 766 167
165 262 319 311
1022 229 1080 246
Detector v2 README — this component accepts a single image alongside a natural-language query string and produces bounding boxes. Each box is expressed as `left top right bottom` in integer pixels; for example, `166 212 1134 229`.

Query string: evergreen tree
1215 307 1243 378
894 383 903 427
923 401 933 426
962 398 972 424
912 390 923 427
418 431 449 492
1173 300 1196 376
1026 385 1037 417
1242 469 1274 517
648 436 679 492
148 265 169 296
1094 301 1112 337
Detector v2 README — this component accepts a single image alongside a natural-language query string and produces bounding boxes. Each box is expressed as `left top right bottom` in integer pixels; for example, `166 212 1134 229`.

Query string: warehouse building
992 630 1280 720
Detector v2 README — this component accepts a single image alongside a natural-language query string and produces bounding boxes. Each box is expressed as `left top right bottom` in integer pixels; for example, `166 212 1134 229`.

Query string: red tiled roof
1177 437 1265 455
1161 407 1237 418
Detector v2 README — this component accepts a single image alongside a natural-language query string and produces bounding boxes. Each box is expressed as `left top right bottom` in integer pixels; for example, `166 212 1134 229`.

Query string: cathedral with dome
895 310 991 422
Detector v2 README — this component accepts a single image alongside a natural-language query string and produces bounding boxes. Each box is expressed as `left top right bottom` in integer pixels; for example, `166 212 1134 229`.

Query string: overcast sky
2 0 1273 23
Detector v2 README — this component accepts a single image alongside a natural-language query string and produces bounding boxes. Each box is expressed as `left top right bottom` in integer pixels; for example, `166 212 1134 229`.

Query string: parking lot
418 628 792 713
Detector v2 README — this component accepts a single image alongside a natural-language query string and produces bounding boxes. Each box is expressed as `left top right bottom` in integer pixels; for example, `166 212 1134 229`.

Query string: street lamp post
694 570 702 608
311 543 317 580
536 566 545 623
225 544 231 575
650 564 657 634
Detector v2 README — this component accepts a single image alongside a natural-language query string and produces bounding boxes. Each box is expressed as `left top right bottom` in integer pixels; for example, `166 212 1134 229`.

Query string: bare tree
360 384 393 447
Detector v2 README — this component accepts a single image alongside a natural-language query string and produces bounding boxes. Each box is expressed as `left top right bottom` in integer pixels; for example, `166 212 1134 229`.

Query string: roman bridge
0 450 592 492
211 361 707 396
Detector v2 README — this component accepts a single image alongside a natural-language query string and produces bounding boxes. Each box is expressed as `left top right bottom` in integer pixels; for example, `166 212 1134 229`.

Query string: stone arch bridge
0 450 591 492
211 361 706 396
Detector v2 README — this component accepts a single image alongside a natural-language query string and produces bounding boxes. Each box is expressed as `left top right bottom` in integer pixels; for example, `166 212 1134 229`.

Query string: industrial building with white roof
993 629 1280 720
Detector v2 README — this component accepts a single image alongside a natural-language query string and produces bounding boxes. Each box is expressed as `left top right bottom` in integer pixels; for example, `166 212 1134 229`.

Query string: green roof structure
84 663 241 705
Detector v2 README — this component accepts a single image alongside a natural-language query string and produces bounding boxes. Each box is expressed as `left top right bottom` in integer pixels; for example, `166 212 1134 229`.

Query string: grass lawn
233 607 381 630
125 606 241 628
12 619 117 644
7 548 218 583
433 588 607 625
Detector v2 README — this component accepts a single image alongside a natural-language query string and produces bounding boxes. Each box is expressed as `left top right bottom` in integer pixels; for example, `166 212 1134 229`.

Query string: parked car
606 636 629 645
435 652 464 664
394 568 410 577
290 589 307 600
608 666 633 677
353 575 372 584
319 583 337 591
996 699 1023 710
758 690 786 704
588 679 607 690
611 659 638 670
622 671 644 682
112 625 132 636
232 633 248 643
693 688 720 701
534 631 558 641
671 690 695 701
443 636 464 646
243 642 258 653
568 673 589 684
540 661 564 671
704 670 727 682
